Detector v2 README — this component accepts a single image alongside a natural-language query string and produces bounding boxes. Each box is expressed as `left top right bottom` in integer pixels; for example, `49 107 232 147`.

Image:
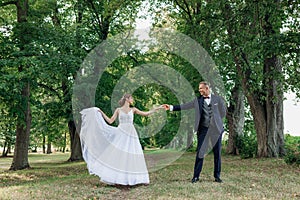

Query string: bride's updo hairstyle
118 94 132 106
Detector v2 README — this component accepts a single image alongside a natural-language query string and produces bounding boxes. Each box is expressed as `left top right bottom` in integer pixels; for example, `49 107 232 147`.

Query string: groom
163 81 226 183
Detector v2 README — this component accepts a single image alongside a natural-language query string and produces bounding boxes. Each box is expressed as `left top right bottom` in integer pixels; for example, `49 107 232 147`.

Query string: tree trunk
239 45 284 158
2 141 7 157
47 137 52 154
222 1 284 158
68 120 82 161
276 90 285 156
63 131 67 153
247 95 268 157
262 2 285 157
7 143 12 155
10 82 31 170
226 85 245 155
10 0 31 170
62 79 83 161
235 54 268 157
264 56 285 157
43 135 46 154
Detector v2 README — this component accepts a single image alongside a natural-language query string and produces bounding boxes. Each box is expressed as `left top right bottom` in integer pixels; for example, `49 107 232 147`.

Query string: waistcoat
199 101 212 128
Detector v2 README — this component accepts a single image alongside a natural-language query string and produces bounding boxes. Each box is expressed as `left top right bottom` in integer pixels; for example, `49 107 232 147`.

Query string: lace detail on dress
119 109 133 124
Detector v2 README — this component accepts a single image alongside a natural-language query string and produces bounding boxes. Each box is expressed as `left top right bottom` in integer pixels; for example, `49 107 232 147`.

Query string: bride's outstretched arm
98 108 119 124
133 105 164 117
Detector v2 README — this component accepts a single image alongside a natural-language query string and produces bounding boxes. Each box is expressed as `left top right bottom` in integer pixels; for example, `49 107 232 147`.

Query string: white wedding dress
79 107 149 185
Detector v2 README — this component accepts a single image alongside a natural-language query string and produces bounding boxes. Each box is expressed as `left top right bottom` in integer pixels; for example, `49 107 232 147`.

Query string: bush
235 131 257 159
284 134 300 165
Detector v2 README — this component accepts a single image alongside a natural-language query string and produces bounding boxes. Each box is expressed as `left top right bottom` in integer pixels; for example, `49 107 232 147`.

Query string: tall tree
0 0 32 170
226 84 245 154
220 0 290 157
68 0 142 160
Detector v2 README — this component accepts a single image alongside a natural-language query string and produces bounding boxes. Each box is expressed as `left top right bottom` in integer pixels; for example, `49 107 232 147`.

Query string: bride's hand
158 105 165 109
154 105 164 110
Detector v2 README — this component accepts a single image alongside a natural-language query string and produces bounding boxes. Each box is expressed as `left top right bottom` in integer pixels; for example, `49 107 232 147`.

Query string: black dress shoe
191 177 199 183
214 178 223 183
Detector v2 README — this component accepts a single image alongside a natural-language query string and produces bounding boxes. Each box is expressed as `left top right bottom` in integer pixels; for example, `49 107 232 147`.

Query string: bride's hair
118 94 132 106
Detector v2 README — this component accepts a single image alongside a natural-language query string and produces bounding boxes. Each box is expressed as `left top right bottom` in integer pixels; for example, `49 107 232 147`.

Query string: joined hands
162 104 170 110
154 104 170 111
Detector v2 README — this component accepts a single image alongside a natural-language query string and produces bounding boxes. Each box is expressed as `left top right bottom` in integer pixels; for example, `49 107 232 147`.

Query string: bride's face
127 96 134 105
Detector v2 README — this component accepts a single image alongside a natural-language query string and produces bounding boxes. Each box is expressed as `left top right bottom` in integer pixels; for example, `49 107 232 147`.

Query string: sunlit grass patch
0 151 299 199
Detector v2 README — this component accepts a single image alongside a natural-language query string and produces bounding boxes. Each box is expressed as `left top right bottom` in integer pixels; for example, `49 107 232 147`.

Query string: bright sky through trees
284 93 300 136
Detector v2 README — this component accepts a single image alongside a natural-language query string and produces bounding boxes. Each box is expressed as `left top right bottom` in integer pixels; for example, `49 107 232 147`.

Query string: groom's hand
162 104 170 110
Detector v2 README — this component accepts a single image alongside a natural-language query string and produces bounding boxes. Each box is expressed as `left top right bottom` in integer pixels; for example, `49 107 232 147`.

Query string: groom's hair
199 81 210 88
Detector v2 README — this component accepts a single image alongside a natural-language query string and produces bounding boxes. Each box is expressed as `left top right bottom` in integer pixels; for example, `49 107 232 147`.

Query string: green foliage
235 129 258 159
1 0 299 161
284 134 300 165
153 115 181 148
1 0 144 160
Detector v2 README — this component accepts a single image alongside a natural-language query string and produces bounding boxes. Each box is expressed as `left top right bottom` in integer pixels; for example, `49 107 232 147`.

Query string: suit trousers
193 126 222 179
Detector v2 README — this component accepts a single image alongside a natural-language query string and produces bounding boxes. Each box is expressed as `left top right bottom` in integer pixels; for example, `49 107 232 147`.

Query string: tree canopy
0 0 299 170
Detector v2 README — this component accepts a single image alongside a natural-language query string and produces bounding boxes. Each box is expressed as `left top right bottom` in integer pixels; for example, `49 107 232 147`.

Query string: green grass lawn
0 151 299 200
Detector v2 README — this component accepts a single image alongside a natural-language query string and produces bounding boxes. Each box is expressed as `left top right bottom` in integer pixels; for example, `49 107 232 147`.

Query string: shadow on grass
0 153 88 188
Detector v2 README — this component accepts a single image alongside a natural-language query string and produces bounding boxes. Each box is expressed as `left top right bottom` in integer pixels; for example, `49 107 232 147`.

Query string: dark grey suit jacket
172 95 226 134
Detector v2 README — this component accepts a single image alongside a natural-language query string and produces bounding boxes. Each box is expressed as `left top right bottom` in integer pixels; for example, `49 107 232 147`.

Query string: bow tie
203 96 210 99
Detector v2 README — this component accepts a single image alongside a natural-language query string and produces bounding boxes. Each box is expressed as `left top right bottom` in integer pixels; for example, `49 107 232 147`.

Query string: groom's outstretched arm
163 99 196 111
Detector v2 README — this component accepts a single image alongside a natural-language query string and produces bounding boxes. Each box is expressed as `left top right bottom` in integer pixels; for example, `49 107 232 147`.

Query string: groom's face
198 84 210 96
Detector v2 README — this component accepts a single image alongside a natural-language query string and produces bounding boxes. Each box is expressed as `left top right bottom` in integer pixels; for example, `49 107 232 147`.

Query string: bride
79 94 163 186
